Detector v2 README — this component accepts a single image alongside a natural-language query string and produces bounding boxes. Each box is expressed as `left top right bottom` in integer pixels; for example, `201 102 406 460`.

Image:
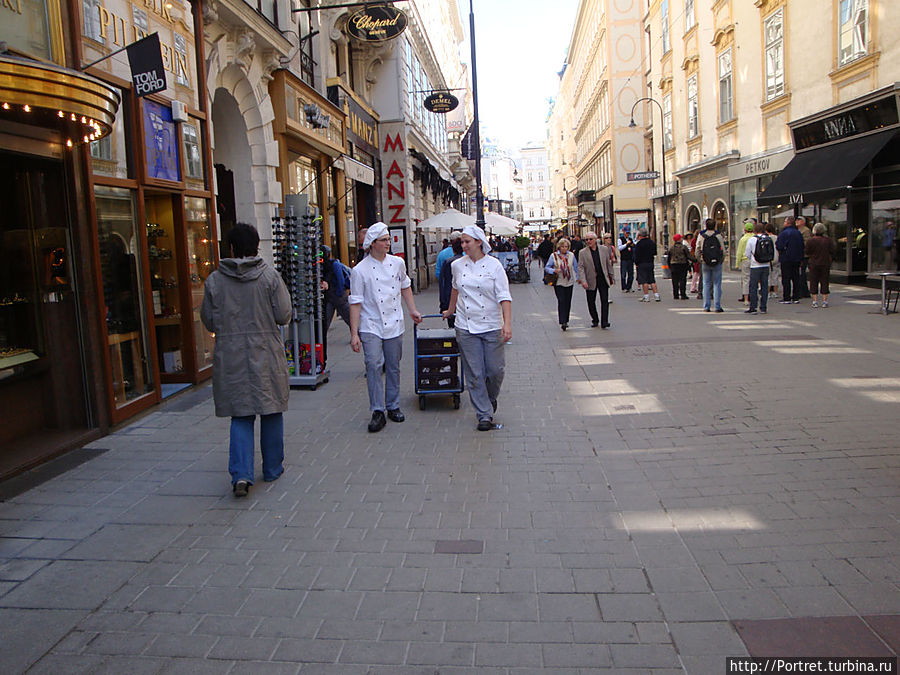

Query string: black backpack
754 234 775 263
701 231 723 266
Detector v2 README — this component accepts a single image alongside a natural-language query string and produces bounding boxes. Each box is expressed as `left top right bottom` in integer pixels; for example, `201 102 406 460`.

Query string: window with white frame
764 9 784 100
663 93 673 149
406 41 414 114
661 0 670 53
718 49 733 123
839 0 868 66
684 0 695 31
687 75 699 138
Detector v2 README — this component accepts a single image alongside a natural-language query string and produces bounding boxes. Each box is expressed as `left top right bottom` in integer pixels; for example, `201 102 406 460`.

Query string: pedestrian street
1 269 898 674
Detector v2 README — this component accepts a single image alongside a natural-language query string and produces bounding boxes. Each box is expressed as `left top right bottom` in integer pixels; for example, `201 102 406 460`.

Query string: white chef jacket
349 253 411 339
451 254 512 334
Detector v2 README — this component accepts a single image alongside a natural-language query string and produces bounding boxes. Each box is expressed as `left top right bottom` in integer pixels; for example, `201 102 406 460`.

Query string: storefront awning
0 55 119 146
758 128 897 206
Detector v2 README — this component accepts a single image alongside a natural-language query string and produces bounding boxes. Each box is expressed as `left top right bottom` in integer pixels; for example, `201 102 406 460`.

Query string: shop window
185 197 215 371
143 100 181 182
83 0 104 44
687 75 699 138
95 186 154 406
289 154 320 209
173 33 190 87
182 120 204 188
838 0 868 66
245 0 277 27
764 9 785 101
718 50 733 123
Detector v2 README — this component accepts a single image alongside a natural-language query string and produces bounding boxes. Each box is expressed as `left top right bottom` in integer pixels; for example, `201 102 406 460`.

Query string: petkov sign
346 6 407 42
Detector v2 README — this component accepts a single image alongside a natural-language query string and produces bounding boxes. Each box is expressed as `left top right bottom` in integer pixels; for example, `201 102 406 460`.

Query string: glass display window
145 194 185 375
185 197 215 371
288 153 320 209
871 168 900 273
182 119 205 190
95 186 154 406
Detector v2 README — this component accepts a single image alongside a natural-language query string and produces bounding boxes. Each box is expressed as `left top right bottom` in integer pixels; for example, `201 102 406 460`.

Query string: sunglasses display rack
272 195 329 389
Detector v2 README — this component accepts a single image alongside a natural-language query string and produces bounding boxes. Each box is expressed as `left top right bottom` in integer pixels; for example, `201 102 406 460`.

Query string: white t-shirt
451 254 512 334
746 234 772 269
349 253 411 339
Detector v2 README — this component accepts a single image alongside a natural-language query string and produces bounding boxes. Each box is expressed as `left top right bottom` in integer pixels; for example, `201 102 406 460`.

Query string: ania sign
424 92 459 114
347 6 408 42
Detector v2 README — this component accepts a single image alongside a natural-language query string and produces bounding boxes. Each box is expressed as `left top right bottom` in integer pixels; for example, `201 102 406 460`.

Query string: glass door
96 186 155 408
185 197 215 372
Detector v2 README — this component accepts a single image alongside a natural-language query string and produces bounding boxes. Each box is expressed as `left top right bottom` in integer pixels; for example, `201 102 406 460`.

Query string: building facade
640 0 900 279
521 143 553 231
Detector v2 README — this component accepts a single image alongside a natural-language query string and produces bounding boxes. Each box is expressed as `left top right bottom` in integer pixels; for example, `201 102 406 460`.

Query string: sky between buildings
456 0 580 152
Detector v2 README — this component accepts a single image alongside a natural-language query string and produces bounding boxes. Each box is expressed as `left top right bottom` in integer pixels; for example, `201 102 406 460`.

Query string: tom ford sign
346 6 407 42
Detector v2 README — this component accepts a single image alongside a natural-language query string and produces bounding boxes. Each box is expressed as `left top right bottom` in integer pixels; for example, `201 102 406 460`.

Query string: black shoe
561 324 567 331
715 308 724 313
491 399 497 413
745 309 758 314
705 308 711 312
601 323 610 329
477 419 493 431
387 409 405 423
233 480 250 498
368 410 386 432
591 321 599 327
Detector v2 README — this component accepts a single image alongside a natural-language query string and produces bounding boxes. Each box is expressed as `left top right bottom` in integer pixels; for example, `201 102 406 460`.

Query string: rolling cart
413 315 465 410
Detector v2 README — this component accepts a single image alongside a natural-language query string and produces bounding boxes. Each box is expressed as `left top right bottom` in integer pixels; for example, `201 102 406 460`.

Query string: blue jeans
229 413 284 485
360 332 402 412
456 328 505 421
748 266 769 312
701 263 723 310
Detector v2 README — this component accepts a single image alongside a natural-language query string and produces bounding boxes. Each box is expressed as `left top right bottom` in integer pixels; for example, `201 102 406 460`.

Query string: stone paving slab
1 269 899 673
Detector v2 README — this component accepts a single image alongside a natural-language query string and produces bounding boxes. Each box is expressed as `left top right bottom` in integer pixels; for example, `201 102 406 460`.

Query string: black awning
758 128 897 206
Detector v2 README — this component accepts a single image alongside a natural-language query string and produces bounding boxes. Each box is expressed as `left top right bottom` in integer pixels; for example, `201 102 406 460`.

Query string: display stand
272 194 329 389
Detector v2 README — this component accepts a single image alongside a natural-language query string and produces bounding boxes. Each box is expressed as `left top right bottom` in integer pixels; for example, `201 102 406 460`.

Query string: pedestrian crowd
200 214 835 497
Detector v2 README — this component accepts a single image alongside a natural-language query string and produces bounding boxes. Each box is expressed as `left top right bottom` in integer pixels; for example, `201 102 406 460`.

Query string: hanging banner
424 92 459 114
346 6 408 42
127 33 167 97
461 122 478 160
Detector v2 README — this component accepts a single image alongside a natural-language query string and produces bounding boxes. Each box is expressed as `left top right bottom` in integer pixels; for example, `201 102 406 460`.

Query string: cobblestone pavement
1 266 898 674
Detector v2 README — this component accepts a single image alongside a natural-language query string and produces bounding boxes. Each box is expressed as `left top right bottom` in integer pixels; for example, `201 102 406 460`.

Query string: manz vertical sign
127 33 166 97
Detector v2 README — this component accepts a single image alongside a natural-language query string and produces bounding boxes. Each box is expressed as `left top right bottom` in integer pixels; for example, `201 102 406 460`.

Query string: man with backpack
698 218 726 312
744 221 775 315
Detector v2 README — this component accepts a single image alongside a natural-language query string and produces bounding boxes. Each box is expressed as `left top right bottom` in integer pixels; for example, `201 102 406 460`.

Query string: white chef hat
363 222 389 250
462 225 491 254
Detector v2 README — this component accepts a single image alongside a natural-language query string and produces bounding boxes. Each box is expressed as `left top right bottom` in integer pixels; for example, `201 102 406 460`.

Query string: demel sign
346 6 407 42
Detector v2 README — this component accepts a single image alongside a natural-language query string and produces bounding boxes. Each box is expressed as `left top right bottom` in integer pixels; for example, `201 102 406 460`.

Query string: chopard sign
346 6 408 42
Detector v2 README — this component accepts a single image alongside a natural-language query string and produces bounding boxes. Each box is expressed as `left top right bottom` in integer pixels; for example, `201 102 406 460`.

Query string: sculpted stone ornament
202 0 218 24
234 29 255 73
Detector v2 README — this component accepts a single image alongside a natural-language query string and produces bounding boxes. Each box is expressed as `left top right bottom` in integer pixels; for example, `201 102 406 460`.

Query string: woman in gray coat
201 223 292 497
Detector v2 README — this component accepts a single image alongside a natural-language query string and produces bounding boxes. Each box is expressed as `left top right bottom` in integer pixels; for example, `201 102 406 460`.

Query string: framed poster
614 210 649 242
143 100 180 182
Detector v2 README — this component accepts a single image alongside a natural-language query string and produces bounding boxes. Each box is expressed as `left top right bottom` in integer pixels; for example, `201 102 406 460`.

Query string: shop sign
143 99 180 181
346 6 407 42
303 103 330 129
793 95 899 150
342 154 375 186
423 92 459 114
382 129 407 224
345 94 378 157
627 171 659 181
4 0 53 61
127 33 166 97
728 148 793 180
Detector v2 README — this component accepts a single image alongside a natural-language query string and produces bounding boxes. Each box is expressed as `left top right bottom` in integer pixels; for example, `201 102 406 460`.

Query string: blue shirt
435 245 454 281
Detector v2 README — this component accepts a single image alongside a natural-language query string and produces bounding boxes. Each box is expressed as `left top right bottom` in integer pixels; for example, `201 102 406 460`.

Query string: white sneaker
654 294 661 302
811 302 818 308
822 301 828 308
641 295 650 302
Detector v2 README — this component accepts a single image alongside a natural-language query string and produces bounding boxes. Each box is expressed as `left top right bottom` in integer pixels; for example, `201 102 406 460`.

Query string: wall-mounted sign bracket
291 0 403 14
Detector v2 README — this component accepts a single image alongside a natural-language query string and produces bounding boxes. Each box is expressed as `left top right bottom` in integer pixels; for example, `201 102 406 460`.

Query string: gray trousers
456 328 505 421
360 332 402 412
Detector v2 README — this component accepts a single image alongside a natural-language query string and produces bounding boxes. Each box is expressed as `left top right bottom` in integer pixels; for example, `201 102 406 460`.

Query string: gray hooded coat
201 256 292 418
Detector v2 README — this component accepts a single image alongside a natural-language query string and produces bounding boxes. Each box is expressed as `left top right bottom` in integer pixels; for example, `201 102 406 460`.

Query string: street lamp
468 0 485 229
629 97 669 253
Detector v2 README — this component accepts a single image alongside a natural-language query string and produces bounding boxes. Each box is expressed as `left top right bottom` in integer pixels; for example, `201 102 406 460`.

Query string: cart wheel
323 378 329 384
419 395 427 410
453 394 460 409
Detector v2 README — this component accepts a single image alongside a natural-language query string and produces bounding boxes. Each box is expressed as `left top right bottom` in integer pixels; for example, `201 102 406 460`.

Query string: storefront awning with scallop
0 55 120 146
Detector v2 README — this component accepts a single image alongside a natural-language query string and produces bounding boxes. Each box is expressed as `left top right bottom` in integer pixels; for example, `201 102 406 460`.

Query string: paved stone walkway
1 265 898 673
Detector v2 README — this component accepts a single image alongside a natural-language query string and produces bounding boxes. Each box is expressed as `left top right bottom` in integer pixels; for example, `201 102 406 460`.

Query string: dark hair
228 222 260 258
451 238 463 255
765 222 777 235
705 218 716 230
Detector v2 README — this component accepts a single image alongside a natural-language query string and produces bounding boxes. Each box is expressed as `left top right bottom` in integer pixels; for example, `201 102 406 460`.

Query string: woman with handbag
544 238 579 331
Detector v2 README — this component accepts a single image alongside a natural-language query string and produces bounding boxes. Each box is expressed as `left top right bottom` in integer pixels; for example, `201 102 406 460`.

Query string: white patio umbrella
484 211 520 236
417 208 475 231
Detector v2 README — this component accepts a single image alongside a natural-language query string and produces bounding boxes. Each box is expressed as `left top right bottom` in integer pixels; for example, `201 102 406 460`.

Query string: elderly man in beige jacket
577 231 615 329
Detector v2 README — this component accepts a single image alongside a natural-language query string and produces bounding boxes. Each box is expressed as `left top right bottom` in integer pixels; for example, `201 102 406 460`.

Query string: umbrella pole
469 0 485 230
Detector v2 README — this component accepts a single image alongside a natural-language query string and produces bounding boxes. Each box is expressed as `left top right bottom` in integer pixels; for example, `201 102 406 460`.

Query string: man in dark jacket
536 234 554 279
775 216 805 304
617 235 635 291
633 228 660 302
201 223 292 498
